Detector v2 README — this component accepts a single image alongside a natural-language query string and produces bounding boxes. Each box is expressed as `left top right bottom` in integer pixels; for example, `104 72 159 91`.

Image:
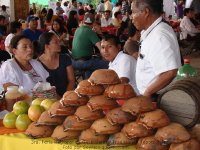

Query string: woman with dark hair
67 10 79 35
0 35 48 93
5 21 22 55
49 18 69 53
38 32 75 96
45 8 58 30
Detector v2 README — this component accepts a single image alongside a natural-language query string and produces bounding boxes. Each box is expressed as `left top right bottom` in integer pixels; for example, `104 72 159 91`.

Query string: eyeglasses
138 42 144 59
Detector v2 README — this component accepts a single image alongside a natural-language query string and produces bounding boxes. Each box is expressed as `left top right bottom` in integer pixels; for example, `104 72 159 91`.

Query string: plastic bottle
5 86 23 111
176 58 198 80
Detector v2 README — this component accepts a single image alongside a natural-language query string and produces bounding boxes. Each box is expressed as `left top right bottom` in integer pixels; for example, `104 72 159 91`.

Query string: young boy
100 34 139 94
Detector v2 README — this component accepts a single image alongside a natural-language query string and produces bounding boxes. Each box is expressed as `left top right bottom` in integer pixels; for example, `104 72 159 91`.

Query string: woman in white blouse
0 35 49 93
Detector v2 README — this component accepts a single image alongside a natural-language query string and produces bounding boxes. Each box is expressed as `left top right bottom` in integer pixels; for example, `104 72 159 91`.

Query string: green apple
3 112 18 128
28 105 44 121
15 114 32 131
31 98 43 106
40 99 56 110
13 101 29 115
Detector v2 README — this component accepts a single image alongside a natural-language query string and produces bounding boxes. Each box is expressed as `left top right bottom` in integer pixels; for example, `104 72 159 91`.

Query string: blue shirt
22 28 42 42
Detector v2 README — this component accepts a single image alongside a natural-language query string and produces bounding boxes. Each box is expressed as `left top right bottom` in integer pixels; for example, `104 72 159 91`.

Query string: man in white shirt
131 0 181 98
180 8 200 49
180 8 200 37
100 34 139 94
101 10 113 27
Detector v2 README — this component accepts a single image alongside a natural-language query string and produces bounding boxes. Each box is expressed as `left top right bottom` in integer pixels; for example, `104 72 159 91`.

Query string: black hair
51 18 67 33
104 10 111 14
46 8 54 23
78 9 85 16
9 21 22 34
41 8 47 14
38 32 55 53
102 34 120 46
2 5 6 11
114 11 121 18
183 8 192 16
134 0 163 15
68 10 77 21
10 35 29 49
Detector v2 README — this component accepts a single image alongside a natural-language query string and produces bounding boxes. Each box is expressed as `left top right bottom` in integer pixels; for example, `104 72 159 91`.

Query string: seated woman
38 32 75 97
49 18 69 53
112 11 122 28
0 35 49 93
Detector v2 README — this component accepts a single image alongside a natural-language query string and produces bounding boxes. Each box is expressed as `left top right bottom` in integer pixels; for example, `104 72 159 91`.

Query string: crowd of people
0 0 199 100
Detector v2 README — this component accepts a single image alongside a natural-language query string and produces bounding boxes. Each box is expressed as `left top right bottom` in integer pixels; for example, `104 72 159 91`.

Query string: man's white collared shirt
136 17 181 95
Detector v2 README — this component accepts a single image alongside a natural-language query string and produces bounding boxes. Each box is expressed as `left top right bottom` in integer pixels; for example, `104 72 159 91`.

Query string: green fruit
3 112 17 128
15 114 32 131
28 105 44 121
31 98 43 105
40 99 56 110
13 101 29 115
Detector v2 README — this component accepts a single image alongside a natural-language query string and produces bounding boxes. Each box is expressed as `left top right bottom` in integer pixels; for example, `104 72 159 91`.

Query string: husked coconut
122 96 154 115
51 125 80 141
75 105 104 122
88 69 120 85
78 129 108 144
87 95 118 111
48 101 77 117
75 80 104 96
25 122 54 138
107 132 138 148
169 139 200 150
155 123 191 145
63 115 93 131
137 136 169 150
106 107 135 125
104 83 136 99
91 118 122 135
121 122 154 139
60 91 89 106
137 109 170 129
36 111 65 126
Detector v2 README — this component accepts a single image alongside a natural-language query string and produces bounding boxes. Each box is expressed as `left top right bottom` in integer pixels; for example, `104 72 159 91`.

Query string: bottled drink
5 86 23 111
176 58 198 80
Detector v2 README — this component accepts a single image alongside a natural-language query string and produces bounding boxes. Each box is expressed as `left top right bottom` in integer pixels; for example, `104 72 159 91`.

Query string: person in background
22 16 42 42
112 2 122 19
104 0 112 12
45 9 58 31
112 11 122 27
71 13 108 79
101 10 113 27
78 8 85 23
96 0 105 14
100 34 139 94
39 8 47 31
78 2 84 10
49 18 69 53
0 5 10 25
190 0 200 22
0 15 6 40
123 21 140 60
180 8 200 49
5 21 22 56
67 10 79 35
38 32 75 96
132 0 181 98
0 35 48 93
176 0 184 19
